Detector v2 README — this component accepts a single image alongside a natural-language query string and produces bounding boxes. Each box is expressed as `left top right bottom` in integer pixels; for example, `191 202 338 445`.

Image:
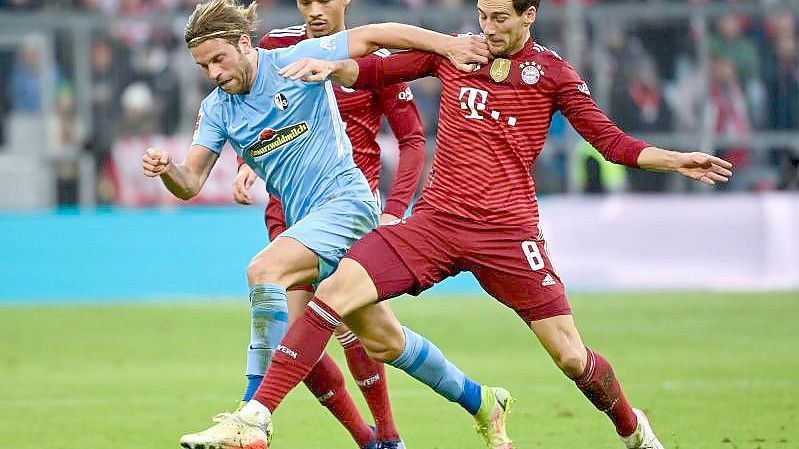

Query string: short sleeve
191 97 227 154
274 31 350 66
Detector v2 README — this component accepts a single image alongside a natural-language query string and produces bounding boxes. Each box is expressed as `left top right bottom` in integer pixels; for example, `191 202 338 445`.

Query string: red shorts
345 205 571 323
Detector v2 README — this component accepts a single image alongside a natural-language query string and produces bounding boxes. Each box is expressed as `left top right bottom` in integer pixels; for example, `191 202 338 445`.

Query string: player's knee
247 254 284 285
314 274 351 314
360 334 404 363
553 348 586 378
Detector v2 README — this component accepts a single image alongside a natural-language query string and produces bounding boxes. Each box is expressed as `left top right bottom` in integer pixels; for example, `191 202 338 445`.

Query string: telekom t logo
458 86 518 126
459 87 488 119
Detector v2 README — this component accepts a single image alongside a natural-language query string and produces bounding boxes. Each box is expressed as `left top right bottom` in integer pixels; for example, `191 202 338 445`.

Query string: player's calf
571 347 639 438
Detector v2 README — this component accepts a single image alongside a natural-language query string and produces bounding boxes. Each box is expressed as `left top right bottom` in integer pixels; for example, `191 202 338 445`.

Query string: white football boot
621 408 665 449
179 401 273 449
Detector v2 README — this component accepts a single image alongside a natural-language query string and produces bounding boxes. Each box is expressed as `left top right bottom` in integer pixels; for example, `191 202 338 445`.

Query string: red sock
253 299 340 412
338 330 400 442
572 347 638 437
304 352 374 447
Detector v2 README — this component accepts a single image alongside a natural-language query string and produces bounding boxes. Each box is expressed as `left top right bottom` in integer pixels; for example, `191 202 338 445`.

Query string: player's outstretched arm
637 147 734 186
142 145 219 200
279 59 359 86
346 23 488 71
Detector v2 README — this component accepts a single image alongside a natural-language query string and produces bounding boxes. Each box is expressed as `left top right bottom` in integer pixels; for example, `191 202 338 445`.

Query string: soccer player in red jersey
185 0 734 448
229 1 426 448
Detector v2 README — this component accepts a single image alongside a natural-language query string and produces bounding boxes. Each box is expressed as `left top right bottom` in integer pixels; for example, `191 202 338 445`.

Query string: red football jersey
260 25 426 217
355 38 649 226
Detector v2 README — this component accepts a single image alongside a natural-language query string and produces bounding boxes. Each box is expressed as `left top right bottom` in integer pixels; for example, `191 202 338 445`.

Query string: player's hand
444 34 490 72
233 164 258 205
379 213 400 225
674 152 734 185
279 58 336 82
142 147 172 177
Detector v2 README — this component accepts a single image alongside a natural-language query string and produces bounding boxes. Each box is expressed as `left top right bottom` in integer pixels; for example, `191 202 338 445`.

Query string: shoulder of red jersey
529 42 568 74
267 24 307 37
530 42 591 94
532 42 563 60
260 24 307 48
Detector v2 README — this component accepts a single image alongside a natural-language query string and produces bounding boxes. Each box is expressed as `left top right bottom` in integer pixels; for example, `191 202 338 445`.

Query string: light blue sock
388 326 482 415
242 283 289 402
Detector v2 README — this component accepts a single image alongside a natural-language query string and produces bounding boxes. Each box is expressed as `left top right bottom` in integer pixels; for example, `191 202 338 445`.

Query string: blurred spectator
709 57 752 190
131 26 182 134
84 38 123 203
710 57 751 140
763 20 799 190
764 34 799 130
9 38 45 112
2 0 44 9
610 57 672 192
119 81 158 136
0 50 12 146
766 10 795 43
710 14 759 85
611 57 672 133
52 82 85 205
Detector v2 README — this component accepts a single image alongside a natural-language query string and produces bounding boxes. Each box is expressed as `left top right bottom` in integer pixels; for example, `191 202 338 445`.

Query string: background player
230 0 426 447
139 1 488 448
178 0 735 448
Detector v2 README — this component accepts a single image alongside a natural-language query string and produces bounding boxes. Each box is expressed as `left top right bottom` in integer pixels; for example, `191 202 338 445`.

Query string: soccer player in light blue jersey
141 1 489 448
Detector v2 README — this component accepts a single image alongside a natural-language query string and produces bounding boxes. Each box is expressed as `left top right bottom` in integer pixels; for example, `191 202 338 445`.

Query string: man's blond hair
184 0 259 48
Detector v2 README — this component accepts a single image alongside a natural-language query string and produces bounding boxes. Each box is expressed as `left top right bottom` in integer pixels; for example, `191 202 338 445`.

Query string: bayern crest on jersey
520 61 544 85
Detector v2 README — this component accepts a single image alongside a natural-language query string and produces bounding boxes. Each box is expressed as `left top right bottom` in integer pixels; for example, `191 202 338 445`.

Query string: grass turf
0 292 796 449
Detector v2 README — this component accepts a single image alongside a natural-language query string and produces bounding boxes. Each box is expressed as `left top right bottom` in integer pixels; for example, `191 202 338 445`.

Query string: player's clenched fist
142 147 172 177
444 34 490 72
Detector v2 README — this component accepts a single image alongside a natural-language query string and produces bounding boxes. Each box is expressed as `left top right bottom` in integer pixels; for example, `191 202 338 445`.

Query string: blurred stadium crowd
0 0 797 208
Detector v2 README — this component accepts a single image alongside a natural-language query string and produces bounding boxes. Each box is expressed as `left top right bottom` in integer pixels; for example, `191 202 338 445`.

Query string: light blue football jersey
192 31 374 226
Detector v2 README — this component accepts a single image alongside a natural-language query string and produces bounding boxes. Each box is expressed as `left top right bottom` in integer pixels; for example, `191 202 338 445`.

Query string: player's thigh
262 199 318 291
346 211 460 302
469 230 571 324
248 235 320 287
315 257 382 316
342 301 405 363
282 198 379 282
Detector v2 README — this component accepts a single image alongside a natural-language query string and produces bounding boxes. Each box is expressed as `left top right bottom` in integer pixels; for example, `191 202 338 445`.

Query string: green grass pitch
1 292 797 449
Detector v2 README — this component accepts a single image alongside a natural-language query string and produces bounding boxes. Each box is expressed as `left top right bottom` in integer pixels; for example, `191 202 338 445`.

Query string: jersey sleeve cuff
382 200 408 218
618 138 649 168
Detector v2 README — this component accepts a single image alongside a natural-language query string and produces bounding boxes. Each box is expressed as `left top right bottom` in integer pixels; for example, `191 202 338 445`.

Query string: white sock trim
308 301 341 327
336 330 358 348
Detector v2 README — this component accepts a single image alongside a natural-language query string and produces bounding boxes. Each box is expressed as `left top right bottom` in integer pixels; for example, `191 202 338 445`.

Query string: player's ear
523 6 536 26
343 0 352 7
238 33 253 53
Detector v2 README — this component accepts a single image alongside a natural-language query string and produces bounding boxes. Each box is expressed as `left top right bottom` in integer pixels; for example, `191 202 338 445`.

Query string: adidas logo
541 273 556 287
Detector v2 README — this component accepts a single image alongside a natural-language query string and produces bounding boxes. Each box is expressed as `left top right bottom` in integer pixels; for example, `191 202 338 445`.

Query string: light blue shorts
280 195 379 282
